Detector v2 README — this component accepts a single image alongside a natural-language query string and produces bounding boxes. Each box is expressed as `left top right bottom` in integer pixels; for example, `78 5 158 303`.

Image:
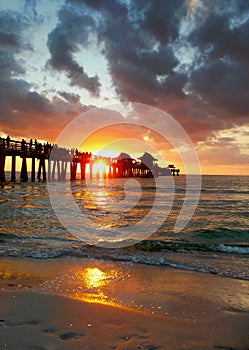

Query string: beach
1 0 249 347
0 257 249 350
0 177 249 349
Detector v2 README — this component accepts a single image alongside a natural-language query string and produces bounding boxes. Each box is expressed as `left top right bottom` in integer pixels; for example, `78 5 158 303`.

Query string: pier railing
0 136 180 183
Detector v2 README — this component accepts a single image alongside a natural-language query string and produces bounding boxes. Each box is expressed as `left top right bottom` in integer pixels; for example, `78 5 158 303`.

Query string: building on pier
0 136 180 183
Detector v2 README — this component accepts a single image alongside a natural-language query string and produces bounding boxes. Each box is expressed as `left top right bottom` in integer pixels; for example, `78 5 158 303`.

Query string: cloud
47 3 101 96
93 0 186 105
198 137 249 166
0 76 90 140
45 0 249 144
0 10 28 79
178 0 249 138
58 91 81 103
190 0 249 65
0 0 248 174
141 0 187 44
188 58 249 115
0 8 90 141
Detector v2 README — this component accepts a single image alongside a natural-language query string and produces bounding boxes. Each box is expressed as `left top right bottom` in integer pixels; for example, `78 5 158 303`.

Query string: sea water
0 175 248 280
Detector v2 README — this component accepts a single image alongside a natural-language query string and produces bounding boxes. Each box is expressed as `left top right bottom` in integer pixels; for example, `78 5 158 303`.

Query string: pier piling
0 137 180 183
11 155 16 182
20 157 28 182
31 157 35 182
0 155 6 182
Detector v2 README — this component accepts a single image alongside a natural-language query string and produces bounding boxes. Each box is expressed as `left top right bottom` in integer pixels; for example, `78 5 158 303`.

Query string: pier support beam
37 161 41 180
37 158 46 181
0 155 6 182
20 157 28 182
60 161 67 180
63 162 68 180
31 157 35 182
80 162 86 180
42 158 46 182
48 159 51 181
70 162 77 180
57 161 61 181
11 155 16 182
51 161 56 180
61 161 65 180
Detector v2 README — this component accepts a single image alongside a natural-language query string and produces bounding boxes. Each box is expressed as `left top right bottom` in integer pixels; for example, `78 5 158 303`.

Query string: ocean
0 175 248 281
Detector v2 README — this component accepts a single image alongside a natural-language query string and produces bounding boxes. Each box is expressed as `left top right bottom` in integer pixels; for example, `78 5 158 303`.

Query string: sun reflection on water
73 267 119 306
84 267 108 289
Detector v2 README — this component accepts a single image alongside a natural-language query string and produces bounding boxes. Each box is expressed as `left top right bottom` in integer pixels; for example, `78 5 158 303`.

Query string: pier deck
0 137 180 182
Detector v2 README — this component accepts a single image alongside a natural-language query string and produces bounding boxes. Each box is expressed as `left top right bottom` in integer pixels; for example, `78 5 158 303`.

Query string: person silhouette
21 139 26 152
6 135 10 148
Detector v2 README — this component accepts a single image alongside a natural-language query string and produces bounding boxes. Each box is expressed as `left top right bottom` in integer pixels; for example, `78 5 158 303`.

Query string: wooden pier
0 137 180 183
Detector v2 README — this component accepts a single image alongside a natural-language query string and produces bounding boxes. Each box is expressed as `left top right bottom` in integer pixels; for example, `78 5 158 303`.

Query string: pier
0 137 180 182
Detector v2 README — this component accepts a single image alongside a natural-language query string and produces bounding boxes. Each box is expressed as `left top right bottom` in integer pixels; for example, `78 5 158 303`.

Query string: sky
0 0 248 175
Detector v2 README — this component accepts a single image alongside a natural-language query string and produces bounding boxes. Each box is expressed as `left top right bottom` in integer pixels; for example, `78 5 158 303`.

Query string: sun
93 160 108 177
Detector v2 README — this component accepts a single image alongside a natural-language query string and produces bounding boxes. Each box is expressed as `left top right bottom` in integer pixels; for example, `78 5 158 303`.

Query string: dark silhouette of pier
0 136 180 182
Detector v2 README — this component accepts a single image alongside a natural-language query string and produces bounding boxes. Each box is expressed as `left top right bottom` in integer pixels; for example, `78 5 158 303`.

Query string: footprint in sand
6 283 31 289
118 334 160 350
42 327 57 334
58 331 85 341
0 319 39 327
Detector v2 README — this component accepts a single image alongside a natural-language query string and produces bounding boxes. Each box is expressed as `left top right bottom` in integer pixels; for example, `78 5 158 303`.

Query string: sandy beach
0 258 248 350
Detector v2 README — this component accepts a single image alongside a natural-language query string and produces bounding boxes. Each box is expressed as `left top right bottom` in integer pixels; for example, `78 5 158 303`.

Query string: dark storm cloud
47 3 101 96
46 0 248 145
184 0 249 135
141 0 187 44
0 75 89 140
0 10 24 49
58 91 81 103
0 7 89 140
57 0 185 103
189 58 249 115
1 0 248 155
0 5 42 82
0 10 27 79
94 0 185 103
0 31 20 48
0 50 25 79
190 1 249 65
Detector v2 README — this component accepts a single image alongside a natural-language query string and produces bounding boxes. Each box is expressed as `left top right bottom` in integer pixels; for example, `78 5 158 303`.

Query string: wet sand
0 258 249 350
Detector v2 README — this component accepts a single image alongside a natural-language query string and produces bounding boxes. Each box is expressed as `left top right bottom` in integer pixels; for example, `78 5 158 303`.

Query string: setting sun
93 160 108 177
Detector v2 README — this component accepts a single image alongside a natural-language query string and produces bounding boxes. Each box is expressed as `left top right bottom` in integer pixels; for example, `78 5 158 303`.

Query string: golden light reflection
73 267 119 306
84 267 107 289
84 189 109 210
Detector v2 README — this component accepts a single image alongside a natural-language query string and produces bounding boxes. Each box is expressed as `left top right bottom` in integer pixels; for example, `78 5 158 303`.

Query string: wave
214 244 249 255
0 239 248 281
200 188 249 195
1 233 249 255
192 227 249 240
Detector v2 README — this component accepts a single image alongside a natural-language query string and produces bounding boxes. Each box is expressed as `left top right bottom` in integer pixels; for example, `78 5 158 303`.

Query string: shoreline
0 257 249 349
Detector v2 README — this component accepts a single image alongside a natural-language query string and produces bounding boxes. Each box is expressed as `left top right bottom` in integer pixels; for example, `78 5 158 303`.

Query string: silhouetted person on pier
29 139 33 151
6 135 10 148
21 139 26 152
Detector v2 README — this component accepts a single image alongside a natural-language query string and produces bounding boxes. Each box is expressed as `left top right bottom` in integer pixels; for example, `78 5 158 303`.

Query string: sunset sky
0 0 248 175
